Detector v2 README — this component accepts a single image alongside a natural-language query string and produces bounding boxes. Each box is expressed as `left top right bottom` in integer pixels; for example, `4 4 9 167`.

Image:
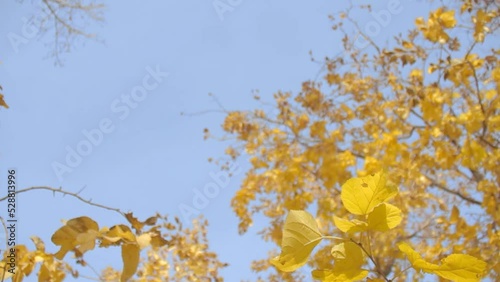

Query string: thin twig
423 176 482 205
350 238 391 282
0 186 125 217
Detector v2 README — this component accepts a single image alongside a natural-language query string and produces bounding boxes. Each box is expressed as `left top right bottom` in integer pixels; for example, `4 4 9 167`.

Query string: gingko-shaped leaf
270 210 323 272
312 242 368 281
341 172 397 215
51 216 99 259
121 243 140 282
398 243 487 281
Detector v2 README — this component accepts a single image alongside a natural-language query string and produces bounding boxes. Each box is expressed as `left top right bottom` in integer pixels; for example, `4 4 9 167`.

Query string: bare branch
424 175 482 205
0 186 125 216
35 0 105 64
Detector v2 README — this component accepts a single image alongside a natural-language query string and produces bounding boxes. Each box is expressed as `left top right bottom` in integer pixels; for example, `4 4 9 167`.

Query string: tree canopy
1 0 499 281
216 1 499 280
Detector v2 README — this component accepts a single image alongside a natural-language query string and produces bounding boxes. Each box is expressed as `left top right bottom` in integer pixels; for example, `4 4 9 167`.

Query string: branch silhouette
0 186 125 217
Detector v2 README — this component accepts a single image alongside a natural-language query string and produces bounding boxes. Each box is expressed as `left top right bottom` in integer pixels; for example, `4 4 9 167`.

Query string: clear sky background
1 1 433 281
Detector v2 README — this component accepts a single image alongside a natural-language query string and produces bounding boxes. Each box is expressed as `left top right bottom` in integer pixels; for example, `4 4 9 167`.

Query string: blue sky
1 1 433 280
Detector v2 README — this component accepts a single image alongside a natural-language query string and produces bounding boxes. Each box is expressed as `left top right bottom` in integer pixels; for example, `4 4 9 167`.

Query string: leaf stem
350 238 391 282
390 265 412 281
322 235 344 241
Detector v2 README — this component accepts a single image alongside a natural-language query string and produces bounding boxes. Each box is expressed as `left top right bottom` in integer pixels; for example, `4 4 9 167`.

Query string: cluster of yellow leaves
0 214 226 281
270 172 487 281
216 1 500 281
0 239 77 282
102 217 226 282
50 215 167 282
416 7 456 43
333 172 401 234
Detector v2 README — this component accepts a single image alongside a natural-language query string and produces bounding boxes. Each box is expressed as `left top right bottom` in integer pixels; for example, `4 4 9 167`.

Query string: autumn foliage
1 0 500 281
271 172 488 281
217 1 500 281
0 212 226 281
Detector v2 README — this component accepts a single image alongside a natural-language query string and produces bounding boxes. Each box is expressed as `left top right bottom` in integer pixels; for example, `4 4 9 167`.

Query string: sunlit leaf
341 172 398 215
51 216 99 260
333 217 367 233
100 224 136 247
398 243 487 281
270 210 323 272
312 242 368 281
121 243 140 282
366 203 402 231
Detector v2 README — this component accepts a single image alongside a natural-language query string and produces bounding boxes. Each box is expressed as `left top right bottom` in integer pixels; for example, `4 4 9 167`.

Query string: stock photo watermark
213 0 243 21
178 161 241 223
353 0 404 49
7 16 41 53
6 1 46 54
51 65 169 182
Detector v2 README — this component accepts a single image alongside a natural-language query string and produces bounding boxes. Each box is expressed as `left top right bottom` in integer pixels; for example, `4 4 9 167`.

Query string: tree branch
0 186 125 216
424 176 482 205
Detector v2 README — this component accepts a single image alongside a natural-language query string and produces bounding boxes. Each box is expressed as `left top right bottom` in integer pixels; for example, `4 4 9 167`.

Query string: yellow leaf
450 205 460 223
473 9 495 42
461 139 487 169
398 242 439 271
51 216 99 260
432 254 488 281
149 229 169 250
312 242 368 281
39 264 51 282
341 171 398 215
438 9 456 28
333 216 367 233
398 243 488 281
311 269 369 282
0 261 14 280
310 120 327 139
492 66 500 83
402 41 414 49
101 224 136 247
428 64 438 74
421 99 442 121
136 233 152 249
366 203 402 231
0 94 8 109
330 242 364 268
121 243 140 282
270 210 323 272
409 69 423 81
31 236 45 252
125 212 145 233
